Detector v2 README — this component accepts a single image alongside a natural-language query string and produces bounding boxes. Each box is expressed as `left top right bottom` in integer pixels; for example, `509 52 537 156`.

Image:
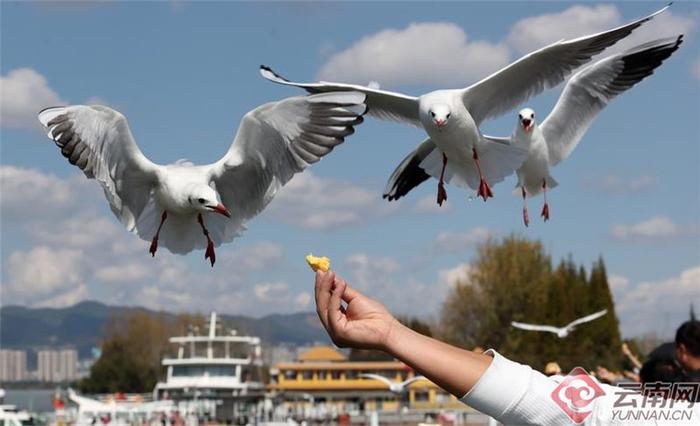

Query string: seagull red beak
211 204 231 218
435 119 446 128
522 119 532 132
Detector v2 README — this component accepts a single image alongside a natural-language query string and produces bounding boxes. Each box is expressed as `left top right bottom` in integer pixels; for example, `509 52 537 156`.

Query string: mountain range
0 301 330 359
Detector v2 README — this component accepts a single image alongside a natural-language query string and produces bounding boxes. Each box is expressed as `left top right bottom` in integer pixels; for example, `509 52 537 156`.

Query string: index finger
315 270 335 330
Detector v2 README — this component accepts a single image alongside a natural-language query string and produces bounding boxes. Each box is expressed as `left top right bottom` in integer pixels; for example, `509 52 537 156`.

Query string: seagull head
518 108 536 133
426 103 452 130
189 185 231 218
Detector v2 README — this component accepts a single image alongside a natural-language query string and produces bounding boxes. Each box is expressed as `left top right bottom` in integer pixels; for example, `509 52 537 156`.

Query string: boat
0 404 38 426
153 312 266 423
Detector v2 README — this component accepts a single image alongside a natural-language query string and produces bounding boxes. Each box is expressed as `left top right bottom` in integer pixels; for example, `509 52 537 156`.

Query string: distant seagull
511 309 608 338
263 5 668 206
489 36 682 226
359 373 426 394
38 92 367 266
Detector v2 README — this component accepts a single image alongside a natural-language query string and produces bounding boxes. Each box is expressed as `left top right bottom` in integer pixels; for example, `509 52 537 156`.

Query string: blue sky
1 1 698 339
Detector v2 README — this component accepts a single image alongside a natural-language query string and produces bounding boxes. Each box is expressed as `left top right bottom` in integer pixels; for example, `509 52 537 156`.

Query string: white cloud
581 174 656 194
432 227 492 253
0 166 77 221
507 5 694 56
254 282 289 301
438 263 472 289
318 22 510 86
608 274 630 292
612 266 700 337
4 246 87 306
317 5 694 89
267 171 396 230
610 216 697 241
0 68 66 130
507 4 621 54
295 292 312 310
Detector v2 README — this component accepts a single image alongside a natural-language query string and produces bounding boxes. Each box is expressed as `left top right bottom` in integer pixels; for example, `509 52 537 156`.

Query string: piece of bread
306 254 330 272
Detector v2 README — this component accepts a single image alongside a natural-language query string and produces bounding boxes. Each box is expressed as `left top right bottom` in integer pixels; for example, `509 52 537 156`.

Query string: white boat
153 312 266 423
0 404 38 426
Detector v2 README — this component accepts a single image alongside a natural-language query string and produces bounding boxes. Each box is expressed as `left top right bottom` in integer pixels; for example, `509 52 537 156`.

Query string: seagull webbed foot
437 182 448 206
477 178 493 201
541 202 550 222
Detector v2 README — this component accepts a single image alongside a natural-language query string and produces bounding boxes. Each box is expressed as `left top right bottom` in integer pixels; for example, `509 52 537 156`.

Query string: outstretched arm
314 270 491 396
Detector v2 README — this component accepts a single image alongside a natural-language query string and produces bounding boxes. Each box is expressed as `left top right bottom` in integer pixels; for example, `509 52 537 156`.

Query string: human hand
622 342 631 356
314 271 401 351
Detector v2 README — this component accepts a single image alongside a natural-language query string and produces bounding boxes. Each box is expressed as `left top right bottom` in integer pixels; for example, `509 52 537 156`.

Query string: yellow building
268 346 464 414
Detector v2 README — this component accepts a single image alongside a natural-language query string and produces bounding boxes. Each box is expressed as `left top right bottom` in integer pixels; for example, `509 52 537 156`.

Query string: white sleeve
460 350 571 425
460 350 700 426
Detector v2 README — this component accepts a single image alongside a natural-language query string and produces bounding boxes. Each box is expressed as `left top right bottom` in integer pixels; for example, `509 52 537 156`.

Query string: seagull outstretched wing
400 375 426 388
360 373 394 388
37 105 161 232
511 321 563 335
260 66 420 126
566 309 608 329
206 92 367 246
461 4 669 126
542 36 682 166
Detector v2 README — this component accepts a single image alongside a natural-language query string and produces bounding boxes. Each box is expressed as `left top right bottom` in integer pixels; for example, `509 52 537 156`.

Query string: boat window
172 365 237 376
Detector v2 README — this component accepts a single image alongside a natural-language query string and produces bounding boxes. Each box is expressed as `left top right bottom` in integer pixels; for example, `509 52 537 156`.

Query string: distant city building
37 348 78 382
0 349 27 382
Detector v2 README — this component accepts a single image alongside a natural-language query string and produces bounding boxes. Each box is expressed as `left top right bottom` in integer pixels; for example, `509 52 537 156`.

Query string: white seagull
383 35 682 225
263 5 668 206
359 373 426 394
38 92 367 266
511 309 608 338
489 36 682 226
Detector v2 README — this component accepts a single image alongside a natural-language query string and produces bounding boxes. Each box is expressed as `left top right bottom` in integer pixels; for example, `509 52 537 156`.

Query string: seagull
359 373 426 394
489 36 682 226
37 92 367 266
262 5 668 206
511 309 608 338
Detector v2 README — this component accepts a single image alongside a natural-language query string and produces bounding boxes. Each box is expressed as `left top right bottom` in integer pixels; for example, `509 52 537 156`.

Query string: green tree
79 311 205 393
438 235 624 372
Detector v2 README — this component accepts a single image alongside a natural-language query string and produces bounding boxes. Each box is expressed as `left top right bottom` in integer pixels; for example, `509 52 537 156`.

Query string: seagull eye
198 198 205 204
430 111 435 117
446 113 451 119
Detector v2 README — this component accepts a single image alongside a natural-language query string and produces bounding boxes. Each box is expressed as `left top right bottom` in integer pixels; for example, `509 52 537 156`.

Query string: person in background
675 320 700 382
313 271 699 425
544 362 561 377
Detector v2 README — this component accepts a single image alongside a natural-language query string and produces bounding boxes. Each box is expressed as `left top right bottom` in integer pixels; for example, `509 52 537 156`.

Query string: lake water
3 389 56 413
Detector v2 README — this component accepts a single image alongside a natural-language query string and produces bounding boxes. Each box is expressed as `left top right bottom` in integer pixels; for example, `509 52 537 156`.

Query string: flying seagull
384 35 682 225
359 373 426 394
494 36 682 226
38 92 367 266
511 309 608 338
263 5 669 206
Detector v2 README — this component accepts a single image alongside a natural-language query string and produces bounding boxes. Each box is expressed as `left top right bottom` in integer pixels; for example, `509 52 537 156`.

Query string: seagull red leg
197 213 216 267
437 153 448 206
472 148 493 201
522 187 529 227
149 211 168 257
541 179 550 221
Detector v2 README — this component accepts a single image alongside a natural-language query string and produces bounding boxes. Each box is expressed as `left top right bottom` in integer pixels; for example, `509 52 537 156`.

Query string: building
0 349 27 382
37 348 78 382
268 346 464 415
